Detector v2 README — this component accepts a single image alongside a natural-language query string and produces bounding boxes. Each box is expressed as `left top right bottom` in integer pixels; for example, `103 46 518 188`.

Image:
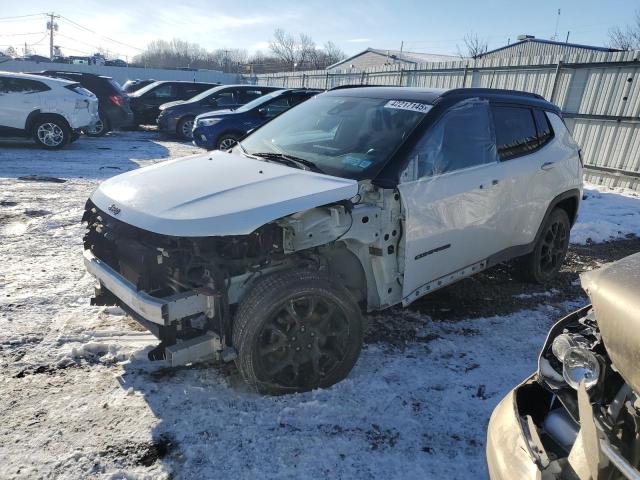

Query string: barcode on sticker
384 100 432 113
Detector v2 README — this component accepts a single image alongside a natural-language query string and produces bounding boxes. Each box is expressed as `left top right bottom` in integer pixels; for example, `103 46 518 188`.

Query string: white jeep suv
82 87 582 394
0 71 98 149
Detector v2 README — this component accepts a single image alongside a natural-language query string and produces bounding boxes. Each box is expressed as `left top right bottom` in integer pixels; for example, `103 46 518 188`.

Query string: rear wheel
32 115 70 150
233 269 364 394
514 208 570 283
216 133 239 150
85 113 109 137
176 116 195 140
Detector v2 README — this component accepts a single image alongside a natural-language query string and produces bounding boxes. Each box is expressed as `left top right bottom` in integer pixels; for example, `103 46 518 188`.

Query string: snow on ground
1 132 639 479
573 184 640 244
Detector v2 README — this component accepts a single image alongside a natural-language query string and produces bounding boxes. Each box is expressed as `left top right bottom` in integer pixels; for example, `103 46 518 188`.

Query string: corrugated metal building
477 36 620 59
250 49 640 190
326 48 459 73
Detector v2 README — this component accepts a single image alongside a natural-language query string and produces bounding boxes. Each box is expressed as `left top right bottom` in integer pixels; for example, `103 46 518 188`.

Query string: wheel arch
215 129 246 147
24 109 42 133
30 112 71 133
320 246 368 307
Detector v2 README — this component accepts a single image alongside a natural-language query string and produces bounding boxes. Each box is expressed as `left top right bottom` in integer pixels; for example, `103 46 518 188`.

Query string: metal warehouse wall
477 40 616 59
247 49 640 190
0 60 239 85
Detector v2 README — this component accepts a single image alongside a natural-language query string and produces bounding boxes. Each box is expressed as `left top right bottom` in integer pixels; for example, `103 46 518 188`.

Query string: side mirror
258 107 268 116
208 98 218 106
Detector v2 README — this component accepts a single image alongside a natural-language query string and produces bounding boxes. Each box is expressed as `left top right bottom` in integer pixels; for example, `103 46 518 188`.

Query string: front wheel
233 269 364 394
514 208 570 284
216 133 239 150
176 116 195 140
32 116 70 150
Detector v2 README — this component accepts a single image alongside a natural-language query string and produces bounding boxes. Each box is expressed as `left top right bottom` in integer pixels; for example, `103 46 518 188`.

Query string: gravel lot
1 131 639 479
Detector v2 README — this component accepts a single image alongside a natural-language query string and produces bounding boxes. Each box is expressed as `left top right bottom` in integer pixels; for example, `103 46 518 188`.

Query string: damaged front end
487 254 640 479
82 200 285 365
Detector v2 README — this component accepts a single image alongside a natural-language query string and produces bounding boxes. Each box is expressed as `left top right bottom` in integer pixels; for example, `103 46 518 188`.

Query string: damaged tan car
486 252 640 479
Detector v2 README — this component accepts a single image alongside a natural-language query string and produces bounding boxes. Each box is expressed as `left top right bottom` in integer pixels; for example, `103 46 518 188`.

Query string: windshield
189 85 228 103
235 90 284 113
239 95 430 180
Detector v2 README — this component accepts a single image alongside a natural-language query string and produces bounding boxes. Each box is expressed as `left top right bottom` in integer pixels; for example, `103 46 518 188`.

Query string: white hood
90 150 358 237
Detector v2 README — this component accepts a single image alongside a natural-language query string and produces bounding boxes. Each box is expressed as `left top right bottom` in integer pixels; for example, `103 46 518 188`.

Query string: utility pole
552 8 561 41
47 12 60 60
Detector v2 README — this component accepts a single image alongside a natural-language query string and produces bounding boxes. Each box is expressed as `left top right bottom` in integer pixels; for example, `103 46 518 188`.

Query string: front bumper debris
83 249 216 326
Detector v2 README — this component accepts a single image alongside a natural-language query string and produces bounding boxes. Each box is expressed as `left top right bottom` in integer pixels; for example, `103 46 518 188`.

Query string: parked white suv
82 87 582 394
0 71 98 149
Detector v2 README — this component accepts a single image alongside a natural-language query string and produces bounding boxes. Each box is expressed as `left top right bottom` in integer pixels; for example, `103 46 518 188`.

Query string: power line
57 15 143 52
0 31 45 37
0 13 46 22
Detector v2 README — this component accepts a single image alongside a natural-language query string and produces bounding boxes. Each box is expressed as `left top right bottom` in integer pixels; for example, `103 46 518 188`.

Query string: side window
0 78 48 93
213 91 235 106
491 105 538 160
179 84 206 99
410 98 497 178
262 98 290 118
533 109 553 148
239 89 264 102
147 83 176 99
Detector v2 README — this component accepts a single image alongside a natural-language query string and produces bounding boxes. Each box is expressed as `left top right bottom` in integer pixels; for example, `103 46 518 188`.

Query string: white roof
0 70 76 86
327 47 460 70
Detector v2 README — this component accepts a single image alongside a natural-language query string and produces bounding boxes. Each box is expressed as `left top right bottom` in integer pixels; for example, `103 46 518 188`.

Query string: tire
514 208 570 284
216 133 239 150
176 116 195 140
85 113 109 137
232 269 364 395
32 115 71 150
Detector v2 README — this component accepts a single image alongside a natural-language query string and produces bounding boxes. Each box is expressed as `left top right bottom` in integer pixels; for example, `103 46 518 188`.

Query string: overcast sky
0 0 637 60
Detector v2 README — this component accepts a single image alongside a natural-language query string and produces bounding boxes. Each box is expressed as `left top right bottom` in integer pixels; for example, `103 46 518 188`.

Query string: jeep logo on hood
108 204 121 215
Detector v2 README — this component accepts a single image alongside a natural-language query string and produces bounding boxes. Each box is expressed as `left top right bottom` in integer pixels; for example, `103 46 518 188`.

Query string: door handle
541 162 556 171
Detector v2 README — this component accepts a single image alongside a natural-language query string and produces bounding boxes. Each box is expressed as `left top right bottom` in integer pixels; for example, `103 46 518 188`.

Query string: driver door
398 99 511 304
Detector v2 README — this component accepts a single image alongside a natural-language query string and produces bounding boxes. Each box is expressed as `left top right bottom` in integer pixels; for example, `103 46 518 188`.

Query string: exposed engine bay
515 306 640 478
82 181 404 362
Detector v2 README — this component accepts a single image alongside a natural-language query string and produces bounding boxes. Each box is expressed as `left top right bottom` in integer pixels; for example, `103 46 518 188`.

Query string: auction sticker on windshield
384 100 432 113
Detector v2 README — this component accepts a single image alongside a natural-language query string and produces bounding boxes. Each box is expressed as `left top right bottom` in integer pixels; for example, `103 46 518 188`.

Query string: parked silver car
486 252 640 479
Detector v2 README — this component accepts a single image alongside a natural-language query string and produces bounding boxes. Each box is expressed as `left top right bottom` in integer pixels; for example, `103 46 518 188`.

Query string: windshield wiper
251 152 324 173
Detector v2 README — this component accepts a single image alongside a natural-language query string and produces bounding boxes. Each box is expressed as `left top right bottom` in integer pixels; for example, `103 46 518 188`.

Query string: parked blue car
192 88 321 150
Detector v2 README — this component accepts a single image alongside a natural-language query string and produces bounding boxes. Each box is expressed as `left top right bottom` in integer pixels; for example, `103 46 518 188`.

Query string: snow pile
572 183 640 244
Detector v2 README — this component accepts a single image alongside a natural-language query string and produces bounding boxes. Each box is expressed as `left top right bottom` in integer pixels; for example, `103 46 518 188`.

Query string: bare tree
457 32 489 58
608 10 640 50
268 29 346 70
133 39 247 72
323 41 346 65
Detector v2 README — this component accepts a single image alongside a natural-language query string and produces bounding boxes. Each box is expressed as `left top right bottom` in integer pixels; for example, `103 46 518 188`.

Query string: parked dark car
157 84 280 140
30 70 133 136
192 89 322 150
105 59 127 67
127 81 219 126
122 79 156 94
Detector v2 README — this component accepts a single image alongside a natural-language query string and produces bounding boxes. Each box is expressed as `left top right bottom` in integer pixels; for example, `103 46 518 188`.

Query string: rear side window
491 105 538 160
533 109 553 148
179 83 207 99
